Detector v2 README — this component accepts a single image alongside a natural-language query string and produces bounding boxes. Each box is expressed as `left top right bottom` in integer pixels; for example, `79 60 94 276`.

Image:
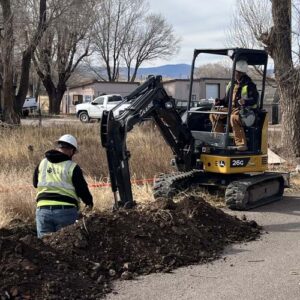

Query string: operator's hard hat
236 60 248 73
56 134 78 151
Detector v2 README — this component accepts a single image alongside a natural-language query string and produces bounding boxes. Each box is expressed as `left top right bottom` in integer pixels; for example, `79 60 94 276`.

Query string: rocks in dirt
20 258 39 274
123 262 133 271
249 220 259 228
96 275 106 284
109 269 116 277
0 196 260 299
121 271 133 280
74 238 88 249
19 234 37 246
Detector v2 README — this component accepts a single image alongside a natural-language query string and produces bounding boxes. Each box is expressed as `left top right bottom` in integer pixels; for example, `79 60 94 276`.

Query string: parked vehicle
22 97 38 117
76 94 129 123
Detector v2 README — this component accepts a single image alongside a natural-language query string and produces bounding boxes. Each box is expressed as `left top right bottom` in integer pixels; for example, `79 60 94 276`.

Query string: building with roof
61 80 140 113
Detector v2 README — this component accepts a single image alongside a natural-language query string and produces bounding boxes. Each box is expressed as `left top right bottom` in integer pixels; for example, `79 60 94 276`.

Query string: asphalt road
107 195 300 300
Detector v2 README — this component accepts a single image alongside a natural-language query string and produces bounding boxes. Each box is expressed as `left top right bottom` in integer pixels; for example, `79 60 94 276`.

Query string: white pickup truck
76 94 129 123
22 97 38 116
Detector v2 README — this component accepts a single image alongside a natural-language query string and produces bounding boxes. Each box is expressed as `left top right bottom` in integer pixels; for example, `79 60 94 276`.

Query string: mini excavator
100 48 288 210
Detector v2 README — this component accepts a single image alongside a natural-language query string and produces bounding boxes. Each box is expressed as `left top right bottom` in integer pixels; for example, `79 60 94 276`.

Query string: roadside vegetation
1 121 299 229
0 122 173 227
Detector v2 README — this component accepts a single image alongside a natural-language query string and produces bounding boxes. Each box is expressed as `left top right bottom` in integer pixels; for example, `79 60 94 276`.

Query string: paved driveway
107 195 300 300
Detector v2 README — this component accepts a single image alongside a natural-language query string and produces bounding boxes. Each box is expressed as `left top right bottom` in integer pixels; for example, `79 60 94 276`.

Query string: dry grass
0 122 170 228
174 186 225 208
1 120 298 229
0 168 154 228
0 122 173 178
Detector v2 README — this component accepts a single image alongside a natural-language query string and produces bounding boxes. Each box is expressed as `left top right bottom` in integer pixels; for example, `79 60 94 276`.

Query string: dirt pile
0 196 260 299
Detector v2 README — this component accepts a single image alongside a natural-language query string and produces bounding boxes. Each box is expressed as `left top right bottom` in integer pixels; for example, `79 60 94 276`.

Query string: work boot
237 145 248 151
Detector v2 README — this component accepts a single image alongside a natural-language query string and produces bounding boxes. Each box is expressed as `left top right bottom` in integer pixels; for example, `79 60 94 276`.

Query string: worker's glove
238 98 246 106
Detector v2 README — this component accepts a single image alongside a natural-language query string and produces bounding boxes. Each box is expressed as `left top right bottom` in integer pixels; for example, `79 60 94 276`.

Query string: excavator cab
185 48 269 174
101 48 286 210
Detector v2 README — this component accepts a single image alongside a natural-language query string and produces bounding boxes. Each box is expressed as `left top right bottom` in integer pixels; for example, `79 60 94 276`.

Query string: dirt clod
0 196 260 299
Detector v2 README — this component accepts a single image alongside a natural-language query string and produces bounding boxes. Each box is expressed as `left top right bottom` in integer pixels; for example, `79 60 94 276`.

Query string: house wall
163 78 229 101
92 82 139 97
62 82 140 113
163 80 200 100
162 78 278 123
198 78 229 99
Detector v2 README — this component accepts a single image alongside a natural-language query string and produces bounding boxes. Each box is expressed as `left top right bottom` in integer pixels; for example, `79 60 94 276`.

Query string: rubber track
225 173 285 210
153 170 201 199
153 171 285 211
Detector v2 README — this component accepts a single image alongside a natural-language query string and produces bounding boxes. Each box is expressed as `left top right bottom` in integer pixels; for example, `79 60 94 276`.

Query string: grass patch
0 122 171 227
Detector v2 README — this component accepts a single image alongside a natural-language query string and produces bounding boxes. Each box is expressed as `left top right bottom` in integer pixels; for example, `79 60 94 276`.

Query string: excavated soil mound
0 196 260 299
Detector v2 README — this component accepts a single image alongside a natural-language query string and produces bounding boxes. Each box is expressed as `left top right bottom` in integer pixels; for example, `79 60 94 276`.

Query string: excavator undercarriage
153 170 286 210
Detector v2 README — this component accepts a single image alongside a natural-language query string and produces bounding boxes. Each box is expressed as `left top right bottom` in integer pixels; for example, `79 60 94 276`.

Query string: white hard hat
236 60 248 73
57 134 78 151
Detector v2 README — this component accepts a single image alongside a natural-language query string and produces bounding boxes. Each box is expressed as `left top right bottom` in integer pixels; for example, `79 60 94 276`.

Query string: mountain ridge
131 64 191 79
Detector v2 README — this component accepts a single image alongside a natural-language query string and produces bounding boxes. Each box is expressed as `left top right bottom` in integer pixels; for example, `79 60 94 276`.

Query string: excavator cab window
186 48 268 154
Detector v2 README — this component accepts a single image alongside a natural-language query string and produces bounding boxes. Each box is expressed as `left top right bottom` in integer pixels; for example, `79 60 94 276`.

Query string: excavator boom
100 75 194 208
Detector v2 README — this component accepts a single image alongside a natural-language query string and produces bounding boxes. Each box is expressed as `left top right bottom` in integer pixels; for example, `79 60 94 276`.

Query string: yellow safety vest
226 82 257 108
36 158 79 207
226 82 248 98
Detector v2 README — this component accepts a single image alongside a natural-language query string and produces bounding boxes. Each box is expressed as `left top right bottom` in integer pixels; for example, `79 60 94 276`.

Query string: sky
147 0 236 67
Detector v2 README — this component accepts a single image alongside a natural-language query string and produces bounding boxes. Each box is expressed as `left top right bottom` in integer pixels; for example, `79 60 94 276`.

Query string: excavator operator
209 60 259 151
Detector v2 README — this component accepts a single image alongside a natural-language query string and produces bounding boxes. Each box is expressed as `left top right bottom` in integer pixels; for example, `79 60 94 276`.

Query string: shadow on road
252 195 300 214
250 195 300 233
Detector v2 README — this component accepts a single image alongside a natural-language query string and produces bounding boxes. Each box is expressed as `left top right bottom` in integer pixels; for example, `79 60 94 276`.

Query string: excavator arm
100 75 195 208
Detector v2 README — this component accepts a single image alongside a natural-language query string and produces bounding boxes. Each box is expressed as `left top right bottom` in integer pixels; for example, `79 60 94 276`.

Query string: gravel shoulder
107 195 300 300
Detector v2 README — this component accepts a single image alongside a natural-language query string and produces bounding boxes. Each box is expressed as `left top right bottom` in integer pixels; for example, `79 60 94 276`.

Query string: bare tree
195 62 232 79
91 0 145 82
122 14 180 82
14 0 47 115
259 0 300 157
33 0 95 114
227 0 272 49
90 0 179 82
229 0 300 157
0 0 49 124
0 0 18 123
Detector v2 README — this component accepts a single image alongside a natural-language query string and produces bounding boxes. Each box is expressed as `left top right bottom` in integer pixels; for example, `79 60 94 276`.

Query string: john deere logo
219 160 225 167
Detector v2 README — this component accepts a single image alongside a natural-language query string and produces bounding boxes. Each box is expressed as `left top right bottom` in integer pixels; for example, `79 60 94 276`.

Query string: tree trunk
42 76 66 114
126 64 131 82
0 0 19 124
34 78 41 101
130 62 140 82
260 0 300 157
278 75 300 157
15 51 31 114
15 0 47 115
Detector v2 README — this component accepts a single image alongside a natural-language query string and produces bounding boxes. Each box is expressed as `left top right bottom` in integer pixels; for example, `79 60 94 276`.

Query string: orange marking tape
0 178 155 192
89 178 155 188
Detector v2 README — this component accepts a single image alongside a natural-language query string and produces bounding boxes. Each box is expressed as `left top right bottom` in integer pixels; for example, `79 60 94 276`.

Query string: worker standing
210 60 259 151
33 134 93 238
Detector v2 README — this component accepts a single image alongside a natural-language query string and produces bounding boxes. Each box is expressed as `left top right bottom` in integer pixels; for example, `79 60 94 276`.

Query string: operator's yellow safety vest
36 158 79 207
226 82 257 108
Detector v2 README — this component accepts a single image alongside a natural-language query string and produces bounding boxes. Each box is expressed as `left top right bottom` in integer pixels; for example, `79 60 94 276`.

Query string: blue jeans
36 207 78 238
